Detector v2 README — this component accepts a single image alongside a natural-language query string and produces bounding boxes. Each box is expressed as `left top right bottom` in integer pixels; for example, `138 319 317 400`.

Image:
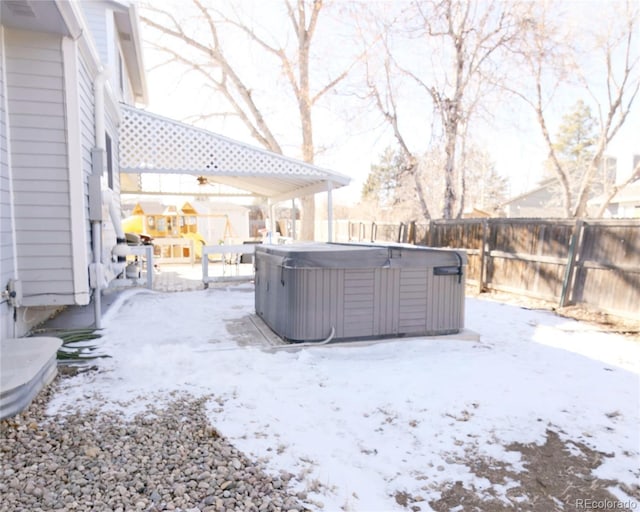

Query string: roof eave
113 3 148 104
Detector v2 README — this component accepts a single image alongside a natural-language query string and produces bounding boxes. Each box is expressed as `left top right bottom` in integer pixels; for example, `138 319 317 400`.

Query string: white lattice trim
119 105 349 184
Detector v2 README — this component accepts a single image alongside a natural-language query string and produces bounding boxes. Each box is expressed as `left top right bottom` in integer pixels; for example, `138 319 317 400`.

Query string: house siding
83 1 138 105
81 2 109 66
5 28 74 307
78 52 95 265
1 30 16 339
99 109 121 263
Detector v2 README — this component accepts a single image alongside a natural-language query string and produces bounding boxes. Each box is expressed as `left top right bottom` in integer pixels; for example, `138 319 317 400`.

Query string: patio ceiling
118 105 351 203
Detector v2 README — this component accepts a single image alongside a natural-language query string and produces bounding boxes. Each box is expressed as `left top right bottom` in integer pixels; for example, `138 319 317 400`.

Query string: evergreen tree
551 100 597 179
361 147 407 208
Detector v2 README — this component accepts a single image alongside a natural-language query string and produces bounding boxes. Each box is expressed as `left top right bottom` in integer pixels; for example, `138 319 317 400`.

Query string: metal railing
202 244 256 287
152 238 195 265
128 245 154 289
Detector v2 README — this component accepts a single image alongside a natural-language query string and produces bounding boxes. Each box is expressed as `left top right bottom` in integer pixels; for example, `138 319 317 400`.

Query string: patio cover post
291 199 296 240
327 180 334 242
268 199 275 244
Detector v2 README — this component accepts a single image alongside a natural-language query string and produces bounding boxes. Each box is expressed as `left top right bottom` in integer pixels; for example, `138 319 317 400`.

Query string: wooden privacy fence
342 218 639 319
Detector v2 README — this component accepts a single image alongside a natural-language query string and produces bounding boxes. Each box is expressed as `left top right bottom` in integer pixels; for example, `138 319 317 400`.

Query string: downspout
92 71 106 329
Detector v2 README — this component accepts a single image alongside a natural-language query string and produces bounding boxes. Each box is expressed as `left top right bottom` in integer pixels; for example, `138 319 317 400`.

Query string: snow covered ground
47 285 640 511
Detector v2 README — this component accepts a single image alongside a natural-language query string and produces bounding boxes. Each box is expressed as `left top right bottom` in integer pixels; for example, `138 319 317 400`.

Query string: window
105 133 114 189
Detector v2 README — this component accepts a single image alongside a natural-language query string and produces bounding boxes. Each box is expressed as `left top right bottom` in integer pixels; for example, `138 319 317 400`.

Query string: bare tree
364 47 433 219
507 0 639 217
572 2 639 217
359 0 518 219
398 0 518 219
140 0 364 239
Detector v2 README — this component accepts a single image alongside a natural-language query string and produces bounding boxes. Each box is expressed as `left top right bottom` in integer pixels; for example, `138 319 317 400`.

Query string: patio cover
118 105 351 203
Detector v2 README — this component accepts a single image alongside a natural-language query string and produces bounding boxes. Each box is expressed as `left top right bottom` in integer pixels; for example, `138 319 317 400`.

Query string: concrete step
0 337 61 420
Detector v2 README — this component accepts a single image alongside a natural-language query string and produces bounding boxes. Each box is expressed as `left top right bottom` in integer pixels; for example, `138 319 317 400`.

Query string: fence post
397 222 406 243
408 221 416 245
560 219 585 308
478 219 488 294
428 220 434 246
371 222 377 242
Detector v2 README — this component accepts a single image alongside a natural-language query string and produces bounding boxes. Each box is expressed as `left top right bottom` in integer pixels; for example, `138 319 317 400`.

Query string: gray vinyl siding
1 34 15 339
82 2 136 105
78 53 95 263
5 28 74 306
80 2 109 66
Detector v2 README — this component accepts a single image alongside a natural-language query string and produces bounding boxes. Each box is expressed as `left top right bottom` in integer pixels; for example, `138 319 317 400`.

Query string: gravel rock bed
0 378 307 512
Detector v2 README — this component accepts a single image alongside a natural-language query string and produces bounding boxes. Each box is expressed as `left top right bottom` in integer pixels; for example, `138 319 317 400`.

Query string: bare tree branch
142 4 283 153
572 3 639 216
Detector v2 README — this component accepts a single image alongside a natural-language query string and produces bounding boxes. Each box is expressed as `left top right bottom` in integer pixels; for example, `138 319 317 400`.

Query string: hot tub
254 242 467 342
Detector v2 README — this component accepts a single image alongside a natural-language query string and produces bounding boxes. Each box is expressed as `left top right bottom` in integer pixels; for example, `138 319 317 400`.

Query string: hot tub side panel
397 267 465 336
280 265 465 341
430 267 466 334
278 267 395 342
398 268 430 335
370 268 401 338
284 267 345 341
255 246 466 342
254 251 287 335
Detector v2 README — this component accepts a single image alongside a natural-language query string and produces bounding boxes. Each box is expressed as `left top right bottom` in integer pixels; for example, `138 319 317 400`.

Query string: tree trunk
412 166 432 220
300 195 316 240
299 79 316 239
572 137 606 218
442 121 458 219
535 101 572 217
297 0 317 240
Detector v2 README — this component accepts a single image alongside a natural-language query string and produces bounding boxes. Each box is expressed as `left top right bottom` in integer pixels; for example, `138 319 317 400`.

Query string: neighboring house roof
590 180 640 206
499 178 569 217
462 208 492 218
119 105 351 203
611 180 640 203
501 179 556 208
